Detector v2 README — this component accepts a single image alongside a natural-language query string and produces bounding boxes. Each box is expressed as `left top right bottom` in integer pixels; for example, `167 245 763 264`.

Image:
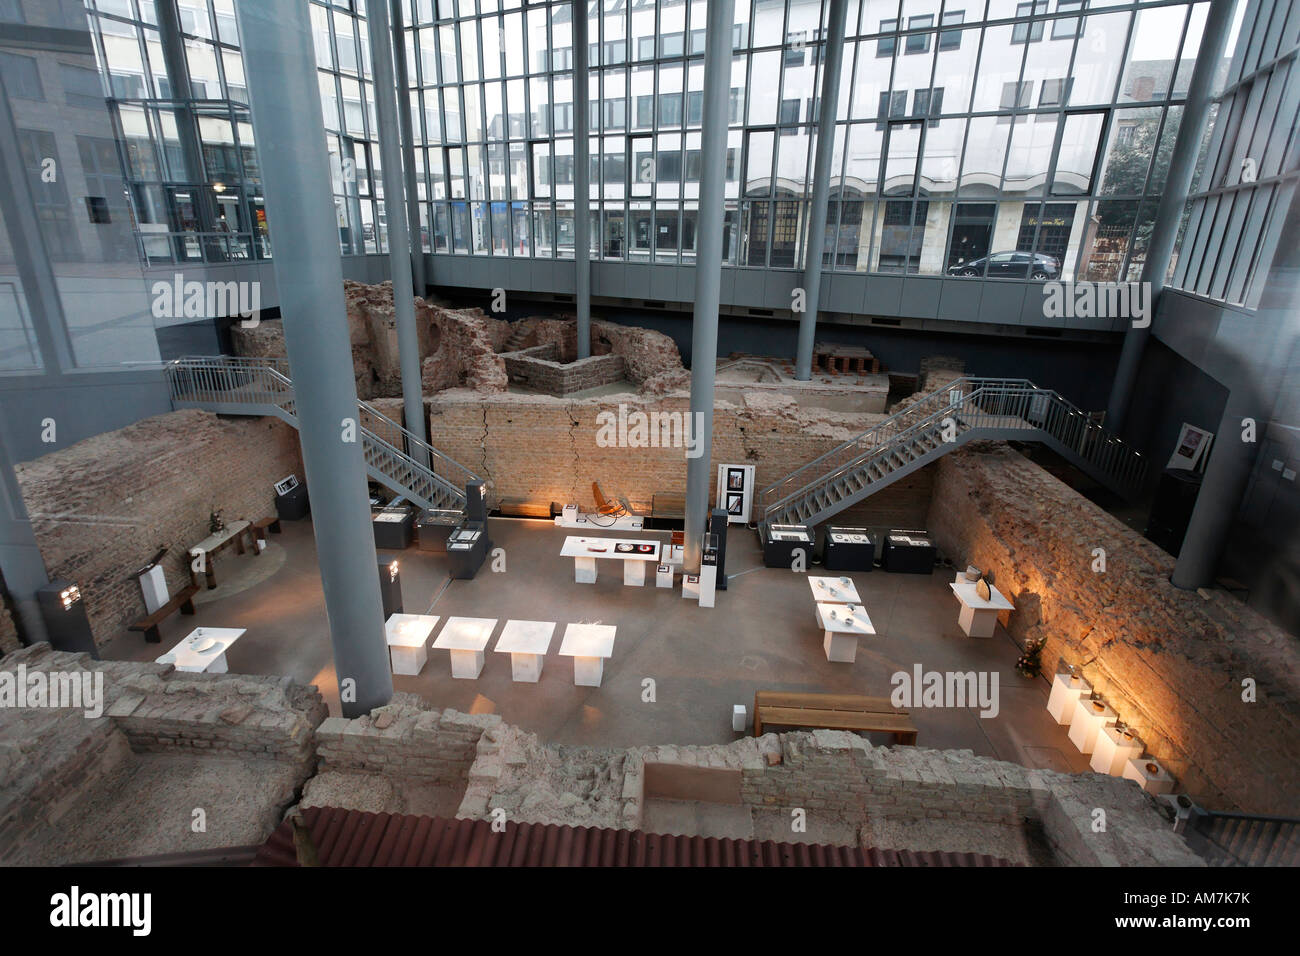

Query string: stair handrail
760 377 1147 523
758 376 1008 514
166 355 478 501
761 380 1019 521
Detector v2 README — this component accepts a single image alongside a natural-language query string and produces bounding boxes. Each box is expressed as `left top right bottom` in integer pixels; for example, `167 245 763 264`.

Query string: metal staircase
165 355 477 514
758 377 1148 530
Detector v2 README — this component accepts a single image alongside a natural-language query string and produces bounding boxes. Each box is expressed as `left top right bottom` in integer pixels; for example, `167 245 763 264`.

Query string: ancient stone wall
15 410 303 645
927 444 1300 816
0 645 326 864
0 604 19 656
411 389 933 527
502 343 629 396
233 281 510 399
505 316 686 393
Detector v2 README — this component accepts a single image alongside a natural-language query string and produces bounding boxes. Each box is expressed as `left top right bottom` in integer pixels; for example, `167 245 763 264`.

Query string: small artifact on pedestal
209 508 225 534
975 577 992 602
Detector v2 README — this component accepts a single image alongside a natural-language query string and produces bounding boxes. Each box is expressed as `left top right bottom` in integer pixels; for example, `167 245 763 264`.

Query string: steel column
683 0 735 573
235 0 393 716
366 0 429 466
573 1 592 359
1105 0 1236 431
795 0 849 381
390 0 428 297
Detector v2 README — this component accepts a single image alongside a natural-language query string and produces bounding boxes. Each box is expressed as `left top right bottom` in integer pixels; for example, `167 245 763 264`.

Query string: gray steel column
1105 0 1235 431
0 74 74 373
573 1 592 359
0 420 50 647
683 0 735 573
366 0 429 465
794 0 848 381
1171 400 1261 589
390 0 427 297
156 0 225 262
235 0 392 716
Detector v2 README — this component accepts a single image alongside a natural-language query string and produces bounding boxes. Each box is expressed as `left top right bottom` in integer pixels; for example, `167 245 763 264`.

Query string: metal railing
165 355 476 512
1185 810 1300 867
759 376 1147 527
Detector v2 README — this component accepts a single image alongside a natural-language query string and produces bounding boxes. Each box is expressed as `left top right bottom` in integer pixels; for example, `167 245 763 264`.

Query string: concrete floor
101 516 1093 775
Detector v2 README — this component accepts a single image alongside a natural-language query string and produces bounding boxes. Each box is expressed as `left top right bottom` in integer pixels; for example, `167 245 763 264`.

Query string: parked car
947 251 1060 279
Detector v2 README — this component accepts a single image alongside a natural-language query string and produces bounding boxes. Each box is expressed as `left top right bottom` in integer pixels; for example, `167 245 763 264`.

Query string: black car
947 251 1060 279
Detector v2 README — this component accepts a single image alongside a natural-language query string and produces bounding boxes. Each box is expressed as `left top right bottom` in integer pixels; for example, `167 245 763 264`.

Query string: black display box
37 580 98 658
763 523 815 568
415 509 462 552
447 522 489 579
823 527 876 572
275 483 309 521
372 506 414 550
881 530 937 574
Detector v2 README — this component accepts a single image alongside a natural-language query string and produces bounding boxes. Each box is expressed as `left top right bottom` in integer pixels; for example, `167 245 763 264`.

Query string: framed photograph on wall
1168 423 1214 471
716 463 756 523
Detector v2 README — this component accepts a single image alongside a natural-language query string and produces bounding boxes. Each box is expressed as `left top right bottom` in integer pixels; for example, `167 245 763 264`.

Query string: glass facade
72 0 1211 281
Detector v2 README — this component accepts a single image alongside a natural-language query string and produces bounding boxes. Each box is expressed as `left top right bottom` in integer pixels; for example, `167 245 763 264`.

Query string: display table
560 536 660 586
555 508 644 532
432 617 497 679
1091 725 1144 776
1067 697 1117 754
881 530 936 573
448 523 489 579
558 623 617 687
384 613 439 676
807 575 861 604
813 602 875 663
823 527 875 571
188 520 252 589
494 619 556 683
157 627 245 674
948 580 1014 637
1046 671 1092 724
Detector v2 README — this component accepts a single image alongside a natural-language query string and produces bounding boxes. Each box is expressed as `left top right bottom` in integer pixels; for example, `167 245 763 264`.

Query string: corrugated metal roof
254 807 1018 867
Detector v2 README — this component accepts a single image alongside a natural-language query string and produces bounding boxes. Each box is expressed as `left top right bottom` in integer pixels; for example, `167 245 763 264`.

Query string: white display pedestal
433 617 496 680
140 565 169 615
1068 697 1118 754
559 623 616 688
655 564 673 588
448 649 485 679
494 620 556 684
697 564 717 608
574 556 597 584
385 614 439 676
623 559 648 586
949 580 1015 638
1122 757 1176 794
1047 672 1092 725
682 575 700 601
1091 726 1144 776
814 603 875 663
157 627 245 674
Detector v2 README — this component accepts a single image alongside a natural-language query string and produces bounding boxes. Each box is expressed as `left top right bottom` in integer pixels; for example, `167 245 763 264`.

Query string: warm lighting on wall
388 560 400 582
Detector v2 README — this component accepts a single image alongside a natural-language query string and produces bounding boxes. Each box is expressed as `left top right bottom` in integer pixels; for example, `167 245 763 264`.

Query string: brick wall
502 343 629 396
415 390 934 528
15 410 303 646
0 603 19 656
927 444 1300 815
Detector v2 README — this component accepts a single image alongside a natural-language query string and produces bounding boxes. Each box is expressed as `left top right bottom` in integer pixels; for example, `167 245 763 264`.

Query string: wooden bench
129 584 200 644
753 691 919 745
